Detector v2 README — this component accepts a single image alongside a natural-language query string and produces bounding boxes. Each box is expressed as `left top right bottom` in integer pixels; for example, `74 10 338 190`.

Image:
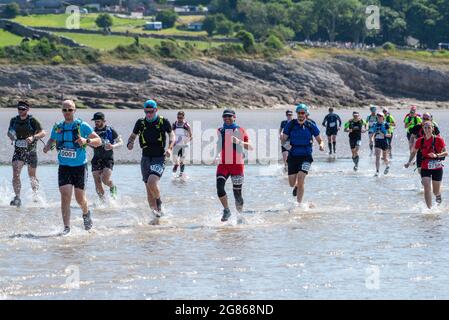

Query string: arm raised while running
164 130 175 157
76 132 102 148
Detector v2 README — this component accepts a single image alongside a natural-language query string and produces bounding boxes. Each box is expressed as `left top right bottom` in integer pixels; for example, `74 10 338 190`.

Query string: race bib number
59 148 76 159
356 140 362 146
329 122 336 127
231 175 244 185
301 162 311 172
15 139 28 148
428 160 443 170
150 164 164 175
376 133 385 139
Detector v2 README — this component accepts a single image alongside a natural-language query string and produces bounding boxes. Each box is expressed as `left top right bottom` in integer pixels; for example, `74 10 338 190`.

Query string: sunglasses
297 112 306 115
423 126 432 129
62 109 75 113
145 109 156 114
17 108 28 111
223 115 233 118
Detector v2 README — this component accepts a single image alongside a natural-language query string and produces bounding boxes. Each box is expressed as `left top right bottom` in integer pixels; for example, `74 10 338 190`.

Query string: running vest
53 119 83 151
323 113 340 129
366 114 377 130
218 125 244 154
173 121 190 146
421 135 446 161
405 115 422 132
10 115 37 135
138 116 165 149
288 120 314 147
373 122 389 139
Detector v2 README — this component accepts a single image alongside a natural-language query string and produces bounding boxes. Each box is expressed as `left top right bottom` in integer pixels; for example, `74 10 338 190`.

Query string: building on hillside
144 21 162 31
174 5 208 13
187 22 203 31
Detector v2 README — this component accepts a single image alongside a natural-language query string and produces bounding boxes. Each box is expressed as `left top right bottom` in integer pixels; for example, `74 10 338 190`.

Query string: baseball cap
222 109 236 117
144 100 158 109
91 112 105 121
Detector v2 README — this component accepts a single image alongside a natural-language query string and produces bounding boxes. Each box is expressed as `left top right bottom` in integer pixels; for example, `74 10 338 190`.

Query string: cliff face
0 56 448 109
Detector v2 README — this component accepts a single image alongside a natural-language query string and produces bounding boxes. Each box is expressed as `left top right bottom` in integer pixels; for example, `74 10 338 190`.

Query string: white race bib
301 162 311 172
150 164 164 175
376 133 385 139
15 139 28 148
329 122 336 127
356 140 362 146
231 175 244 185
59 148 76 159
428 160 443 170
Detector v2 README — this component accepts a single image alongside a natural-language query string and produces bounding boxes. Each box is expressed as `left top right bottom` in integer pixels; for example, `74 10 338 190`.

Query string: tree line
202 0 449 48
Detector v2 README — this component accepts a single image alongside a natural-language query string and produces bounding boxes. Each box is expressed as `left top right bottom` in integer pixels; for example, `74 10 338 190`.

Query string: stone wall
0 19 83 47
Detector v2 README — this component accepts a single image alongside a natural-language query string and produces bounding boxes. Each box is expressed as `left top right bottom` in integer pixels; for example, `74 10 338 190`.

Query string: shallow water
1 109 449 299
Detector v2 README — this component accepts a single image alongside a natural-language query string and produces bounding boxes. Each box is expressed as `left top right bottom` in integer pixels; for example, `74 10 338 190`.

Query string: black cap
222 109 235 116
17 101 30 109
91 112 105 121
286 110 293 115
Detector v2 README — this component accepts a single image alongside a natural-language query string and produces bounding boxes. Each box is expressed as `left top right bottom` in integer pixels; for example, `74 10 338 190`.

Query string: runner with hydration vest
405 120 447 209
91 112 123 202
279 110 294 173
215 109 253 222
382 107 396 159
127 99 175 224
172 111 192 177
366 105 378 156
322 107 342 156
404 105 422 153
7 101 46 207
370 112 391 177
43 100 102 235
344 111 367 172
281 104 324 205
409 112 440 173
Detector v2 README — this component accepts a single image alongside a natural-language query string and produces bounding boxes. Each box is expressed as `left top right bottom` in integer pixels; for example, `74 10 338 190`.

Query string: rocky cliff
1 55 448 109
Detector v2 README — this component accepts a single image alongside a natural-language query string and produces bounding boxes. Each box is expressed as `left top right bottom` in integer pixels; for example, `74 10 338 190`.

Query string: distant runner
279 110 293 172
404 105 422 152
371 112 391 177
405 121 447 209
383 108 396 158
281 104 324 204
344 111 367 171
43 100 102 235
127 99 174 224
91 112 123 201
366 105 378 156
215 109 252 222
322 107 341 155
7 101 46 207
172 111 192 177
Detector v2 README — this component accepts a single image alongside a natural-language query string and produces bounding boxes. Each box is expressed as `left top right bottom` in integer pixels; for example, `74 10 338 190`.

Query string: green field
14 13 207 36
0 30 23 47
55 32 219 51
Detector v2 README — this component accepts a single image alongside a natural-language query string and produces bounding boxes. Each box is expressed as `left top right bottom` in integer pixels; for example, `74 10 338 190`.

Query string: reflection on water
0 109 449 299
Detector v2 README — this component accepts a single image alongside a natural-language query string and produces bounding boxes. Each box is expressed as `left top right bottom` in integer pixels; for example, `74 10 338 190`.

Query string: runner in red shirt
215 109 253 222
405 121 448 209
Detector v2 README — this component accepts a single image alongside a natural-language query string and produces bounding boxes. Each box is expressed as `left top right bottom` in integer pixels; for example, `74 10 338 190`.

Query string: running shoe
221 208 231 222
384 166 390 175
374 171 379 177
156 198 162 213
83 211 93 231
436 194 442 204
354 165 358 172
10 196 21 208
62 226 70 235
110 185 117 199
